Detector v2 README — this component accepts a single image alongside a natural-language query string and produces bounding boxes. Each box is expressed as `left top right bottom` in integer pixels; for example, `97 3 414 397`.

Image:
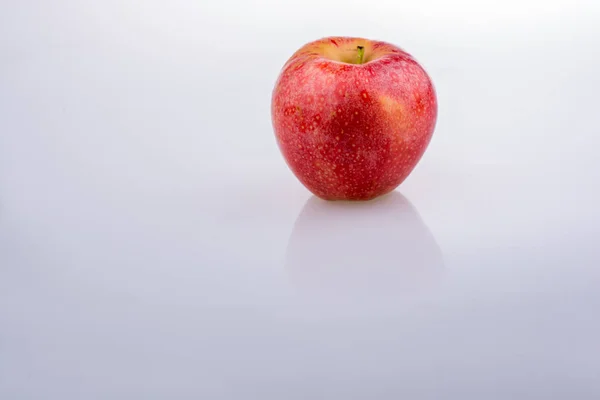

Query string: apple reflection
286 191 444 302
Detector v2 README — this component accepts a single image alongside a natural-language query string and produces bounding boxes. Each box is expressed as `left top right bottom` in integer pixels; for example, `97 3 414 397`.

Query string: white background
1 0 600 398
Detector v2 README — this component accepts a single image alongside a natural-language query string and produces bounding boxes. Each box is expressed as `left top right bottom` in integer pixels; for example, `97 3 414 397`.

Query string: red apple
271 36 437 201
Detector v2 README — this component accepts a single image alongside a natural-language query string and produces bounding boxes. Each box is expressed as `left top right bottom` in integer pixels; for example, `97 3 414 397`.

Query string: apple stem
357 46 365 64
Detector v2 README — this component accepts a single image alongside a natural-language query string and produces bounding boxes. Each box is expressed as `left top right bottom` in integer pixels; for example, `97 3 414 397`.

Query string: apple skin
271 36 437 201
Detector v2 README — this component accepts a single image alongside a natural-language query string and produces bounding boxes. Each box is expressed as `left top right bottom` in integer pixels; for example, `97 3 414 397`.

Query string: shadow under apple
285 191 444 303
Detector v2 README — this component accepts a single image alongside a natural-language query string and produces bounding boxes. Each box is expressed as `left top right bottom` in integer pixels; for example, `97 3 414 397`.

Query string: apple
271 36 437 201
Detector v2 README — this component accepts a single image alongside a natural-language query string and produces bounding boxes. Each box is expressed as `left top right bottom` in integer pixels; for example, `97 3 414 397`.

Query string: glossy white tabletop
1 1 600 398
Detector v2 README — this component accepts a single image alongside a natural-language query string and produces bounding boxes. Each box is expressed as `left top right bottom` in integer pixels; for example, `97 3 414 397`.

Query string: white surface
1 0 600 398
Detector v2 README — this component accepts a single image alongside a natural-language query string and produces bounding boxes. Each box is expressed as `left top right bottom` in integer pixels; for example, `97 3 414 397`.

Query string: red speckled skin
271 36 437 201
